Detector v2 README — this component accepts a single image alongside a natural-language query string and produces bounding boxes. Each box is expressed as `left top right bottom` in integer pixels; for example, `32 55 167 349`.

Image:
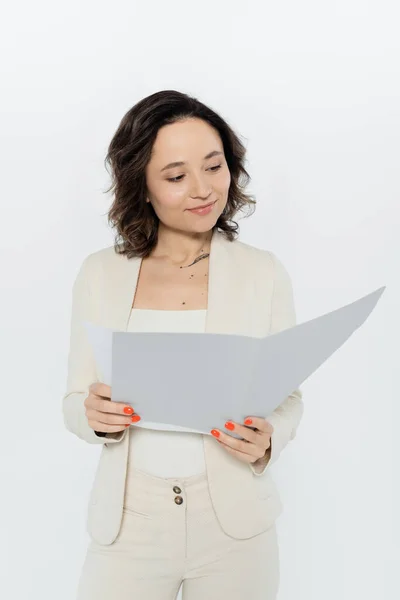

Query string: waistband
126 465 208 490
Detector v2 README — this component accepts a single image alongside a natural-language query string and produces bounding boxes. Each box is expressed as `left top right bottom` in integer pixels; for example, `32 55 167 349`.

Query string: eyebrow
160 150 224 172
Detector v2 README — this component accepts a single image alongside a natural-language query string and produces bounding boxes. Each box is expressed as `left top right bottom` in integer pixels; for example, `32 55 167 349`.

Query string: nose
190 173 213 199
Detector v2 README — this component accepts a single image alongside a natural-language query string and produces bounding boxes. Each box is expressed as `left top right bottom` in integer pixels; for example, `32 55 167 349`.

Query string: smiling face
145 118 231 234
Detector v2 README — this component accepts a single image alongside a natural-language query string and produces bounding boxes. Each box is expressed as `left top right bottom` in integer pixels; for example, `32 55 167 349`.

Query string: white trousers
77 465 280 600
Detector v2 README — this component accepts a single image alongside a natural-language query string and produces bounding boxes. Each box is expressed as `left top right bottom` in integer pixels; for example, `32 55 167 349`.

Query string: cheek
157 186 186 209
218 169 231 192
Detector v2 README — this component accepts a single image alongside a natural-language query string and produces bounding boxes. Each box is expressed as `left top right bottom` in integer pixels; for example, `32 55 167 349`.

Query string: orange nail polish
244 418 252 425
211 429 220 438
124 406 134 415
131 415 141 422
225 421 235 431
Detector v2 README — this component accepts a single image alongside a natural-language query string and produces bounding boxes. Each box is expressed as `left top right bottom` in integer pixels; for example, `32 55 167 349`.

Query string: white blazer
63 228 304 545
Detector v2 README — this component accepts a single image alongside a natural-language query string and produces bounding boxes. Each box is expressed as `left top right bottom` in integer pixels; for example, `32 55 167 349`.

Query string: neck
151 226 213 266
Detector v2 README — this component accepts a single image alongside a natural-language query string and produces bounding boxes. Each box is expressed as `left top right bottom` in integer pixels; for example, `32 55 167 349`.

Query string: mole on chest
132 263 209 310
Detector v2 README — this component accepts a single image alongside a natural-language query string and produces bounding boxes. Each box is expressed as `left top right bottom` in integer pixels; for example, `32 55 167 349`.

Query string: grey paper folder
84 286 385 436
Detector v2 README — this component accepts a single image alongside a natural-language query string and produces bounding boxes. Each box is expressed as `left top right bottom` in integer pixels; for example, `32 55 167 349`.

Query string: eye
167 164 222 183
167 174 184 183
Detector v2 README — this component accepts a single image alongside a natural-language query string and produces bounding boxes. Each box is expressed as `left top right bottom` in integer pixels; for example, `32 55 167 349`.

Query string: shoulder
231 238 295 309
230 236 287 279
75 243 130 288
80 243 128 269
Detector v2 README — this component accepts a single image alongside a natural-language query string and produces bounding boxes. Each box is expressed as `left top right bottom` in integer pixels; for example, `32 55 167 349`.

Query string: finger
210 429 258 457
216 438 256 462
98 398 136 415
223 420 259 444
243 416 274 435
86 394 135 416
88 410 139 426
89 382 112 398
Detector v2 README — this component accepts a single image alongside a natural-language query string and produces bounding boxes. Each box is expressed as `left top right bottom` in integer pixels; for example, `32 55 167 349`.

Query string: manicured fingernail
211 429 220 438
131 415 141 422
244 418 252 425
124 406 134 415
225 421 235 431
125 424 130 427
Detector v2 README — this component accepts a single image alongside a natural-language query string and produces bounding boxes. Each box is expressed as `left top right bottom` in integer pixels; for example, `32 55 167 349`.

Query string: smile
187 200 217 215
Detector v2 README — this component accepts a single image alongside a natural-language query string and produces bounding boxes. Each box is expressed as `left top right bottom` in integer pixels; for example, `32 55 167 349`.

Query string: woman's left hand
210 417 274 465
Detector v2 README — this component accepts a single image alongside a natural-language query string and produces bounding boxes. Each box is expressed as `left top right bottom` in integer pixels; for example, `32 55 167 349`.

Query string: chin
191 216 220 232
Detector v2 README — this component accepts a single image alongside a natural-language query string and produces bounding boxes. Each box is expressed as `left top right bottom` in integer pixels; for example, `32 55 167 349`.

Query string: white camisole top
126 308 207 478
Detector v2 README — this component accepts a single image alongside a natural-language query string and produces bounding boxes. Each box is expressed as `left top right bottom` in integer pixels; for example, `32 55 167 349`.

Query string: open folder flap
83 285 385 435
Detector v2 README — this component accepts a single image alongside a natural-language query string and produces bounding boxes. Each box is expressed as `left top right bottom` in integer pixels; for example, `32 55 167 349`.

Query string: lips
188 200 216 211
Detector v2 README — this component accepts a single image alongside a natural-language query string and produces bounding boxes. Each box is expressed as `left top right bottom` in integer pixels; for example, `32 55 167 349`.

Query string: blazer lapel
205 228 253 336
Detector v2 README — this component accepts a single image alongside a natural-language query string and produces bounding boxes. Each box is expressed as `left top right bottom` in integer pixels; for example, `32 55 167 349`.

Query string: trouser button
174 496 183 505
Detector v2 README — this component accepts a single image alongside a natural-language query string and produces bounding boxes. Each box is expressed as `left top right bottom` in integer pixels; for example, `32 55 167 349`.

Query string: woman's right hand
84 382 141 434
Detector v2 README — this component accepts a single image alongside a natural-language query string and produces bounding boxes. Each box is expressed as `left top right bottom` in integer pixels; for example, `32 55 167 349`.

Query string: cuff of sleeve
105 429 128 442
94 430 107 437
249 444 272 476
248 410 286 476
94 430 127 441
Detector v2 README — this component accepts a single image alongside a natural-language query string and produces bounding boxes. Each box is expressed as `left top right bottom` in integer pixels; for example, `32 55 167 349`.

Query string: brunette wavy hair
104 90 256 258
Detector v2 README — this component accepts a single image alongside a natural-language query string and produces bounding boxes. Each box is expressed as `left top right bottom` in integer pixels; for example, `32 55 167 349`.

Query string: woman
63 90 304 600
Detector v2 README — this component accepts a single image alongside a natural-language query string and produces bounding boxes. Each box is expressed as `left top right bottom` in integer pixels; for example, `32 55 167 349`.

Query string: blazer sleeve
249 251 304 476
62 254 128 445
